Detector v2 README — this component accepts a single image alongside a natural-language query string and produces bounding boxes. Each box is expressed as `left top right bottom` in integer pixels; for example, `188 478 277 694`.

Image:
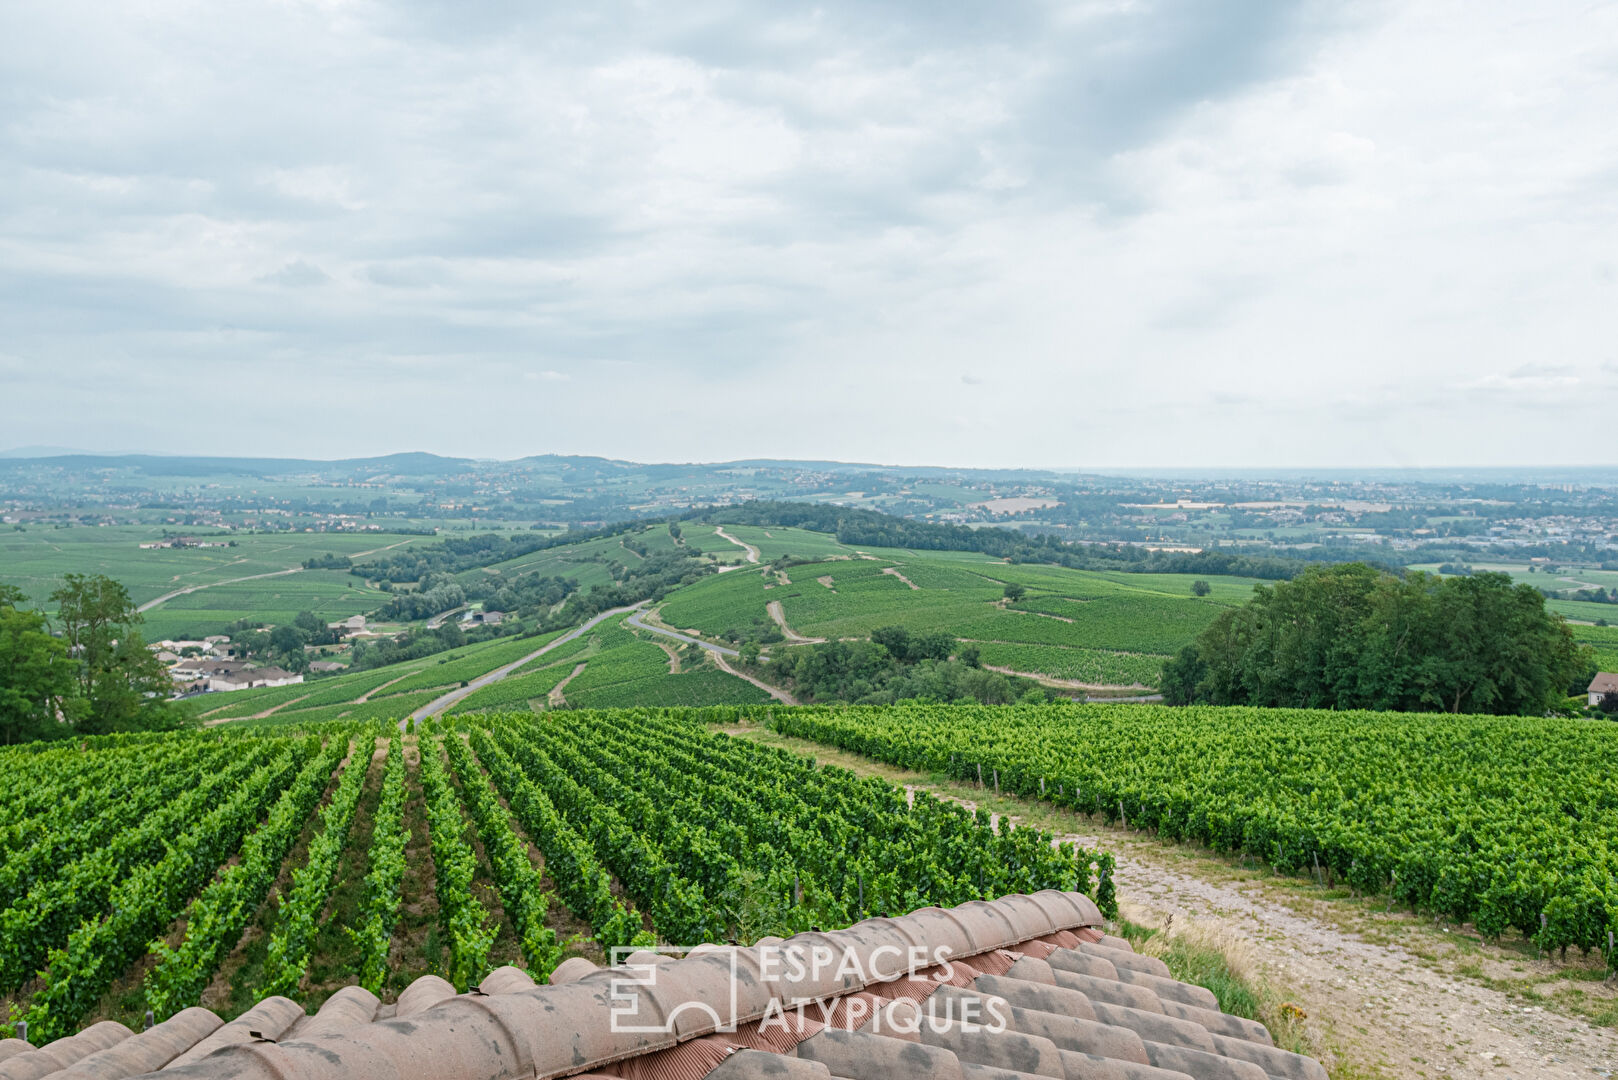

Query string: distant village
151 607 506 697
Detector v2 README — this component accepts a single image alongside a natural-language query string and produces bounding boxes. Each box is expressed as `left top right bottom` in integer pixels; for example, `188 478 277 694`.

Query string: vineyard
655 547 1254 687
762 702 1618 964
0 711 1106 1042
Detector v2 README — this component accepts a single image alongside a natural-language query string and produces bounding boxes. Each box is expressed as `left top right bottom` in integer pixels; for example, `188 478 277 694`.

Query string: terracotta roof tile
3 892 1328 1080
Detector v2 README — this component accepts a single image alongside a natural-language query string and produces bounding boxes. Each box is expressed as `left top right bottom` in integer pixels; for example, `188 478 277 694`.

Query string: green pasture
140 570 392 639
0 526 426 609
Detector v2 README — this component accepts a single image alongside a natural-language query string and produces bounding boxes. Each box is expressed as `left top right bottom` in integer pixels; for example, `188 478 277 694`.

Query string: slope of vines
449 709 1110 949
762 702 1618 964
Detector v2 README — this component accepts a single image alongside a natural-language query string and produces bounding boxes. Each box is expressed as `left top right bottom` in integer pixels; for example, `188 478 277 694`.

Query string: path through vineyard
732 727 1617 1079
1086 830 1618 1079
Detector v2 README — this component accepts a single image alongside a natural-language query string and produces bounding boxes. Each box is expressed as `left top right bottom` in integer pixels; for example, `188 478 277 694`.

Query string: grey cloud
260 261 332 287
3 0 1616 468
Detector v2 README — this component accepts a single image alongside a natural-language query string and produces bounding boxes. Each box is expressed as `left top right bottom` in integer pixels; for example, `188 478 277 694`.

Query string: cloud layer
4 0 1616 467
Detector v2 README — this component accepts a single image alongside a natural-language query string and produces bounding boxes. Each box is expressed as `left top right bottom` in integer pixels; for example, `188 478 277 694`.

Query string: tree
1003 583 1027 602
269 624 305 657
50 573 183 734
1191 580 1211 597
0 587 74 744
1162 564 1588 716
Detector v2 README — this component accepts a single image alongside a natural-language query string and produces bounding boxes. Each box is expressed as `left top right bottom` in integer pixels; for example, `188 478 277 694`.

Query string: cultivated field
658 548 1256 687
0 713 1101 1040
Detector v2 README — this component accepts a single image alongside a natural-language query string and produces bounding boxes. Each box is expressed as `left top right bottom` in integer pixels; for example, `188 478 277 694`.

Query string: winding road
407 596 801 725
712 526 760 568
406 603 645 725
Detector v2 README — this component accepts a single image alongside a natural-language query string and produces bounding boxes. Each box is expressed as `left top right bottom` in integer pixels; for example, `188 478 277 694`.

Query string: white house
1589 673 1618 707
210 667 304 692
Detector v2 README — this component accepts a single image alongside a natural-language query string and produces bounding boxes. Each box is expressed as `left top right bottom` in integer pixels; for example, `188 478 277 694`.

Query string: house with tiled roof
0 891 1327 1080
1589 672 1618 707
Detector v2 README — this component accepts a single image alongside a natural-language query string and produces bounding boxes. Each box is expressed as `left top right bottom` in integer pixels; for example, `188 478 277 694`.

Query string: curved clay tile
1047 966 1164 1014
88 890 1329 1080
1028 890 1104 929
286 987 380 1042
48 1008 221 1080
392 976 457 1019
0 1022 134 1080
549 957 602 984
794 1027 967 1080
702 1051 832 1079
476 967 538 996
1037 945 1120 983
0 1044 33 1067
1075 945 1170 982
164 997 301 1071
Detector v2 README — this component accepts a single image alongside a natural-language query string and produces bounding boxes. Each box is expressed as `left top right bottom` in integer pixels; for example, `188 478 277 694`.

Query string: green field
141 570 395 639
657 550 1245 687
0 527 427 610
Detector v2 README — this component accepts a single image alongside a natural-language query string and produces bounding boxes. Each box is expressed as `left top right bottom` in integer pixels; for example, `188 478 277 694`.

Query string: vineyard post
1386 871 1396 912
857 873 863 915
145 1010 154 1031
793 873 800 907
1539 912 1547 956
1313 850 1322 887
993 769 999 794
15 1021 24 1044
1118 800 1126 829
976 763 982 788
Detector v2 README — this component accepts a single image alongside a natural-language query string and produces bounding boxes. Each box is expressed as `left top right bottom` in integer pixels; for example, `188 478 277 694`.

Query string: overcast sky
4 1 1616 469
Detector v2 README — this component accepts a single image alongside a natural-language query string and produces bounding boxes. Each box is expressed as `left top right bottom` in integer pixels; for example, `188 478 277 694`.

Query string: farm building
169 658 302 694
0 891 1327 1080
1589 672 1618 707
208 666 303 692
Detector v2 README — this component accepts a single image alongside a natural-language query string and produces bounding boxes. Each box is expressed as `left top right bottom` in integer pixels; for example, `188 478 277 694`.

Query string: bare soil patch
882 566 920 590
767 600 823 644
549 663 586 708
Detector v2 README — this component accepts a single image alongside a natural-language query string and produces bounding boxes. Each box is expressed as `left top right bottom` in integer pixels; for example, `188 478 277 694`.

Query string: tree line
1161 564 1589 716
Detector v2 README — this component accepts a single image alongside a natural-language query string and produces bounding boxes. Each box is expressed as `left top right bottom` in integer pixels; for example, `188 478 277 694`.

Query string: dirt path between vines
713 526 760 564
713 653 798 704
730 725 1618 1080
882 566 919 590
980 663 1152 694
767 600 823 643
548 663 586 707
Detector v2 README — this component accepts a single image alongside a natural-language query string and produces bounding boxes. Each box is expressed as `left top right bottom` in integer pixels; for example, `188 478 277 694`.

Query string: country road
625 608 739 657
627 608 797 702
137 566 302 613
406 603 645 726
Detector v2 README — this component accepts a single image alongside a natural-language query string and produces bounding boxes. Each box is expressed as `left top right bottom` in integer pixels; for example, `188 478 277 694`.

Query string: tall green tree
1163 564 1588 716
49 573 183 734
0 586 75 744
